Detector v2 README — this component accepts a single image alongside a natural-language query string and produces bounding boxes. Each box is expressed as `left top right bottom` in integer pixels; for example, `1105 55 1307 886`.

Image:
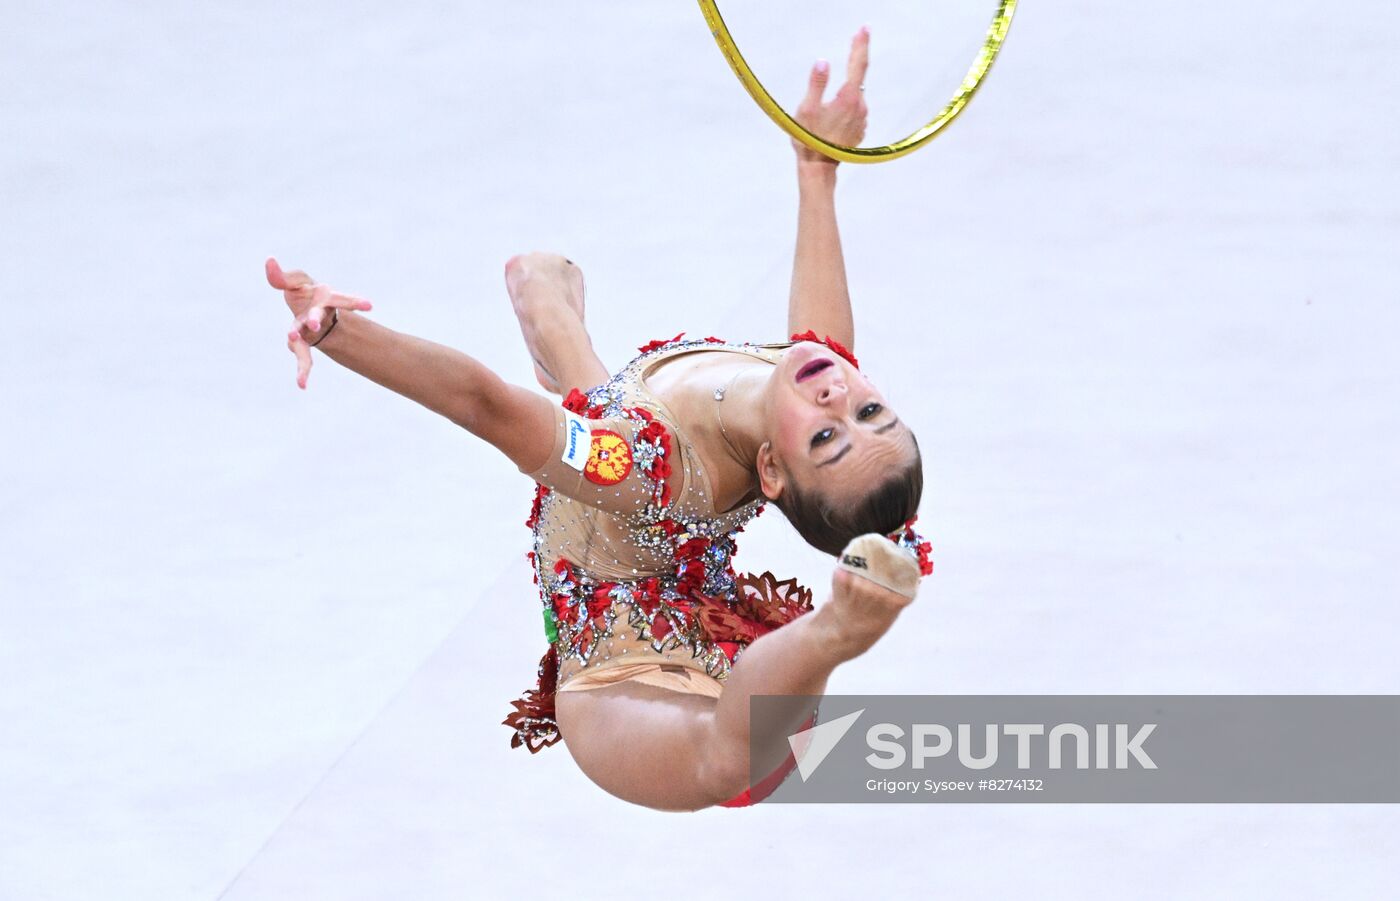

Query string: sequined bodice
518 337 794 686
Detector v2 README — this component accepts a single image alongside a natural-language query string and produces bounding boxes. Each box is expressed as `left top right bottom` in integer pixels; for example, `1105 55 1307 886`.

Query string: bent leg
504 253 611 395
555 569 914 810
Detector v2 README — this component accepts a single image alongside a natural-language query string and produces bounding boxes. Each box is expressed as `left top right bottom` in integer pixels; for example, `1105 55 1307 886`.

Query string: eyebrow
818 417 901 467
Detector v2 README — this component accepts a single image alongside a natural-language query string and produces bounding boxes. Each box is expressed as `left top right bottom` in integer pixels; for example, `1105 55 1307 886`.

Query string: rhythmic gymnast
267 27 931 810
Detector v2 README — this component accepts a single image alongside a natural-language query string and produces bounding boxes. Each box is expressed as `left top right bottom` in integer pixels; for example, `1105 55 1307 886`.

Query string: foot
504 252 588 394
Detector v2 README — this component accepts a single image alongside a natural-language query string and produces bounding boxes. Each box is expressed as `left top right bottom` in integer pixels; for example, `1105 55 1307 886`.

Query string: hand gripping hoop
698 0 1018 163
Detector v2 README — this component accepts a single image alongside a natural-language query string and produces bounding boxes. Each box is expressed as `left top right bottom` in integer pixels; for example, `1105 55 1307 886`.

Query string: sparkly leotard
503 335 816 754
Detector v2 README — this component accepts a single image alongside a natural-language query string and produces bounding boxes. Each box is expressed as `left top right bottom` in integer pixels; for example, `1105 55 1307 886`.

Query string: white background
2 1 1397 898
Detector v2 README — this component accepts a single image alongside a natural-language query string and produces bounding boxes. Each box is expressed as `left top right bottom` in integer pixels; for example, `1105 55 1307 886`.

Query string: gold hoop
698 0 1018 163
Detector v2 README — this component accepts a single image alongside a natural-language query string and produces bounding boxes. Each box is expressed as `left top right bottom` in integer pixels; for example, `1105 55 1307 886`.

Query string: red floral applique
586 586 613 621
638 332 686 354
502 646 561 753
525 483 550 530
637 333 726 354
562 387 610 419
675 537 710 562
561 388 589 413
634 578 662 616
887 516 935 577
915 542 933 576
789 329 859 369
634 416 674 508
692 572 815 659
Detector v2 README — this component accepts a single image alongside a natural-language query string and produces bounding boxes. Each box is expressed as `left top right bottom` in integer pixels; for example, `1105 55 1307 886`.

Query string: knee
695 748 752 806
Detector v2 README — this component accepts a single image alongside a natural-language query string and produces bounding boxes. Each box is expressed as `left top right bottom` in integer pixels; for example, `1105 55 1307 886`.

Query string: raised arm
786 27 870 352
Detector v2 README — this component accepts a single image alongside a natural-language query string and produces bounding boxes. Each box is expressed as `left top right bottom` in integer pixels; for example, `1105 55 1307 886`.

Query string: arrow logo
789 708 865 781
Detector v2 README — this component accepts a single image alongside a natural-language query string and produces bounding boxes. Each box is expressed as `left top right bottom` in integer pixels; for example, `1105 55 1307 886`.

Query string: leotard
504 335 815 754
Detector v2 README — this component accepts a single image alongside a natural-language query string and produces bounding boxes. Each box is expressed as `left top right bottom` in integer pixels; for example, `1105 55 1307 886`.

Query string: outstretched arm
305 299 675 517
270 258 556 472
271 259 681 510
307 305 556 468
786 27 870 352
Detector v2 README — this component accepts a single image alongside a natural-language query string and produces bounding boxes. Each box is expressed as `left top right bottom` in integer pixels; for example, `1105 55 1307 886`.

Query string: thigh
555 682 739 811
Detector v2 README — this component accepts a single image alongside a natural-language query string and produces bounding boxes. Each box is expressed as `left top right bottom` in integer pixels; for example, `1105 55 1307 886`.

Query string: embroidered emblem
584 430 633 485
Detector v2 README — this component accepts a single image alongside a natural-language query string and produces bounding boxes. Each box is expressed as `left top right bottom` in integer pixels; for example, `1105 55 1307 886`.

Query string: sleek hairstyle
770 434 923 557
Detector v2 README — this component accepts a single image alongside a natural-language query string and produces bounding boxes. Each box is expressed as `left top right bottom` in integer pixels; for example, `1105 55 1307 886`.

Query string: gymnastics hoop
698 0 1018 163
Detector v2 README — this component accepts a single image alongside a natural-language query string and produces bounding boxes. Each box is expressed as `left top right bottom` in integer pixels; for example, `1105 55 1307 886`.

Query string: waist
557 660 725 697
555 614 732 687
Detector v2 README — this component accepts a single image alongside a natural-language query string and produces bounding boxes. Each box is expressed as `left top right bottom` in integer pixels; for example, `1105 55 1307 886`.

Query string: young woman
269 28 932 810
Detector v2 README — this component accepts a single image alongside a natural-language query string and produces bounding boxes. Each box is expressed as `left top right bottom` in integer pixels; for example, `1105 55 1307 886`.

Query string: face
758 343 916 505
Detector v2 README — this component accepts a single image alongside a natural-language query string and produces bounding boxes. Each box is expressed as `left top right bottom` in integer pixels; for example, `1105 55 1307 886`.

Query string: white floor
2 2 1398 899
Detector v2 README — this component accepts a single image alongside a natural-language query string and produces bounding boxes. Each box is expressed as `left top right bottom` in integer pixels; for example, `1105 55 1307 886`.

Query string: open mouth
795 358 834 383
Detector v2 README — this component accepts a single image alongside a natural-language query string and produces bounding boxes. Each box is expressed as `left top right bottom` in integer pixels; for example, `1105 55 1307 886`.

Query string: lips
795 358 834 382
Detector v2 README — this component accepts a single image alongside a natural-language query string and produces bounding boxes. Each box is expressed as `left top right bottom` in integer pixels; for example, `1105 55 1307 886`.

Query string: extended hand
792 26 870 164
266 257 373 390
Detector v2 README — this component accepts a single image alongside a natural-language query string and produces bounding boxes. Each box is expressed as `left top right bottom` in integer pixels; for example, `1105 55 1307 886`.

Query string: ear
756 440 785 501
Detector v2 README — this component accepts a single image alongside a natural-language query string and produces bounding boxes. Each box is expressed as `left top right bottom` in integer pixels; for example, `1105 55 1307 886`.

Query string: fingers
266 257 287 289
305 287 374 333
304 284 332 332
265 257 312 292
803 58 831 109
270 257 368 385
329 291 373 313
844 25 870 92
286 327 312 389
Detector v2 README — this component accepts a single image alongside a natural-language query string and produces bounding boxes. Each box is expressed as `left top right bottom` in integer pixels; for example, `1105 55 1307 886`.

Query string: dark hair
770 434 923 557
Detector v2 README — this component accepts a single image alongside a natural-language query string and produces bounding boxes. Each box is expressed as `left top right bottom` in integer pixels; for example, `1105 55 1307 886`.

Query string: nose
816 380 848 406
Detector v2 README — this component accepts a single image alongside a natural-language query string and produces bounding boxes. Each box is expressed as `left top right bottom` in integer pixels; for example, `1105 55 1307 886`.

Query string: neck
715 366 770 470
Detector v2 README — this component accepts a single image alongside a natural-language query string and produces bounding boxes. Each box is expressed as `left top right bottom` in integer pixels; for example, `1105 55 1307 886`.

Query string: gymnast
267 27 931 810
